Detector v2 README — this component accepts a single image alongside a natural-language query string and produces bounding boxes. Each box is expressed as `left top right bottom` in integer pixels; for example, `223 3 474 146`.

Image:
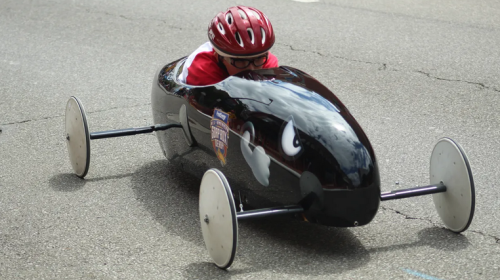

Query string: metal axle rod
90 123 182 140
380 182 447 201
237 205 304 220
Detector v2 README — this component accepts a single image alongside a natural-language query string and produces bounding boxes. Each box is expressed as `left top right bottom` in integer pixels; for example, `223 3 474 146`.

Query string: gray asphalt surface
1 0 499 279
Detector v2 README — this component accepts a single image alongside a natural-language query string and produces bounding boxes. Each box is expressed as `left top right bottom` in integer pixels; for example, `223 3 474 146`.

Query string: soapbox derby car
65 57 475 269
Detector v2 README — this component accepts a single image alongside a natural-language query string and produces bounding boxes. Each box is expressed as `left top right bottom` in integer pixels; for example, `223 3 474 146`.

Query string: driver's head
208 6 275 75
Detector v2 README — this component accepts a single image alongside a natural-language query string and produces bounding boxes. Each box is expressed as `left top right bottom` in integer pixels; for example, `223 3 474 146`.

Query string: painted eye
281 119 302 157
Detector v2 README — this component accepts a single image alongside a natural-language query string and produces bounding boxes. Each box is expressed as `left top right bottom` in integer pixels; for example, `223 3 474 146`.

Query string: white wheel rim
199 169 238 269
65 97 90 178
430 138 475 233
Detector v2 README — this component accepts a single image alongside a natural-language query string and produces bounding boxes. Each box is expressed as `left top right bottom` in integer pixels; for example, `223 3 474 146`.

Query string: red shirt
179 42 278 86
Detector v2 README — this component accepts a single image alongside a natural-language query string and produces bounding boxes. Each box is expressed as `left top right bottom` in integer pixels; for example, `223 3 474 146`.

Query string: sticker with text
211 109 230 166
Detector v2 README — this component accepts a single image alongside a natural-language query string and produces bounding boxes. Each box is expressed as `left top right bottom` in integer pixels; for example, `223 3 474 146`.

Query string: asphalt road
1 0 499 279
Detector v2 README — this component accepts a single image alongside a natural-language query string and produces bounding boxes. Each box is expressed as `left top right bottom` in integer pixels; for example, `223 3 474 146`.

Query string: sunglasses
227 53 269 69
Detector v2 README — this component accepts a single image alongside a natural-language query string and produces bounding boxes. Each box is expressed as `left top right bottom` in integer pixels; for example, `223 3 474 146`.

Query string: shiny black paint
151 58 380 227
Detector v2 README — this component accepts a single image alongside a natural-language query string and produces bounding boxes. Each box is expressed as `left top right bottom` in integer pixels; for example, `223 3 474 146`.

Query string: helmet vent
218 23 225 35
247 28 255 44
261 28 266 44
252 11 261 20
235 32 244 47
238 10 247 20
226 13 233 25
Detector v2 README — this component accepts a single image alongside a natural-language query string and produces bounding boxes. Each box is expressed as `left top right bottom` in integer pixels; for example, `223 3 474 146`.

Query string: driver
179 6 278 86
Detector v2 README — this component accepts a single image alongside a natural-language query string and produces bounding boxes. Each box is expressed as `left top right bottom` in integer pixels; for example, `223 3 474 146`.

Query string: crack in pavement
1 115 63 126
281 43 383 68
116 13 184 31
470 230 500 244
380 206 435 223
281 43 499 93
78 7 202 32
380 206 500 244
61 8 500 94
0 103 151 126
415 70 500 93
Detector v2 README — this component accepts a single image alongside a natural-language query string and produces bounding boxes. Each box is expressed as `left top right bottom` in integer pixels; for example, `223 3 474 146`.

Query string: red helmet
208 6 275 57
